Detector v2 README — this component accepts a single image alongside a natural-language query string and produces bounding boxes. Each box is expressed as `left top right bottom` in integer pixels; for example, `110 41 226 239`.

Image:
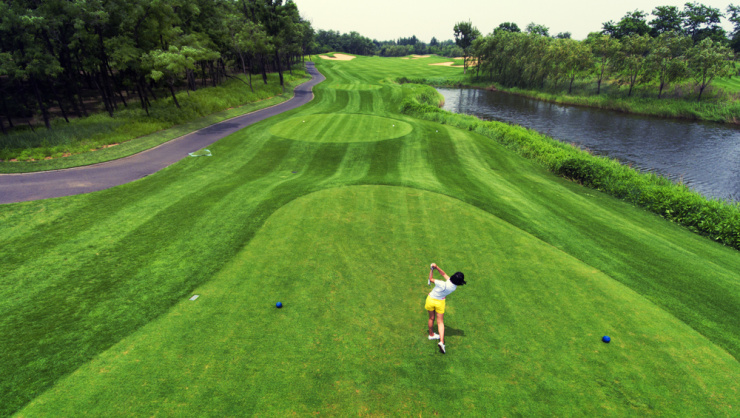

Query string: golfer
426 263 466 354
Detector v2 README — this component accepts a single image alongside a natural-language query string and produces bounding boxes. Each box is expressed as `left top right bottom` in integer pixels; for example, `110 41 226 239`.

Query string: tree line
313 30 463 58
456 3 740 100
0 0 313 133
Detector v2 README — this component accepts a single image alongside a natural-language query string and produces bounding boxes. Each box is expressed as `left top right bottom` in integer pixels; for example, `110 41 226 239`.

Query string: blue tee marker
276 302 283 309
602 336 611 343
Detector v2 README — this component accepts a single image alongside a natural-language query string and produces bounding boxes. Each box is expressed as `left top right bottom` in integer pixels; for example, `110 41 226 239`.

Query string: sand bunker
410 54 431 58
319 53 356 61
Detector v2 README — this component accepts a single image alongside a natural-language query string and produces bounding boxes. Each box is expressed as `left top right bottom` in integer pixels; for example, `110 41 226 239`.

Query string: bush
555 158 599 186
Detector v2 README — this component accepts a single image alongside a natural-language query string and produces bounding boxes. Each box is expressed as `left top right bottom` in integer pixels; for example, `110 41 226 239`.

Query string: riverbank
397 75 740 124
437 86 740 202
400 82 740 251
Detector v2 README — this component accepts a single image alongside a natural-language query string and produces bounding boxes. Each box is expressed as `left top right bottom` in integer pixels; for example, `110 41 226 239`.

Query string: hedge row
400 83 740 250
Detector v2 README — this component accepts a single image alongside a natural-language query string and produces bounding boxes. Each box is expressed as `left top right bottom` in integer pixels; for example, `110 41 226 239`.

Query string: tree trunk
136 80 150 116
52 85 70 123
146 81 158 101
568 75 575 94
261 55 268 84
275 50 285 94
200 62 208 87
94 73 114 117
31 77 52 129
66 84 82 118
169 81 181 108
239 52 254 92
209 62 217 87
2 89 15 128
110 65 127 108
188 69 197 91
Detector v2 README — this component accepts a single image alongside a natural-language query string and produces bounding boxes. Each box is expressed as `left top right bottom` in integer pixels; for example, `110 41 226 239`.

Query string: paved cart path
0 63 325 205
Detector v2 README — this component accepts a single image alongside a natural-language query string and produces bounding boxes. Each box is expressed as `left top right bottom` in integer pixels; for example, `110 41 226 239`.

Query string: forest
4 1 740 135
0 0 313 133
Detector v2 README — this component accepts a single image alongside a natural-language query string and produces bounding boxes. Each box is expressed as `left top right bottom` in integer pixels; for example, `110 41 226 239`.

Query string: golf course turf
2 55 739 416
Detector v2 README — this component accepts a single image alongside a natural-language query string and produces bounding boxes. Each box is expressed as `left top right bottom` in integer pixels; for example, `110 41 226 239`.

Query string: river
437 87 740 202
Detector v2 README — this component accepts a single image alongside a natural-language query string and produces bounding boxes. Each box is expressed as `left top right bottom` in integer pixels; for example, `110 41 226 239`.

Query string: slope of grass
2 55 739 416
18 187 739 416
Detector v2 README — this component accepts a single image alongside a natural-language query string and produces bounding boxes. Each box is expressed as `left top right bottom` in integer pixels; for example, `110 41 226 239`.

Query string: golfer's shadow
444 326 465 337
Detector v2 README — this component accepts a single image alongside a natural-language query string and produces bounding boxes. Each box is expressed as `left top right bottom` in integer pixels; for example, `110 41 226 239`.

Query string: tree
453 21 480 74
682 2 726 43
229 19 268 92
650 6 684 36
550 38 593 93
585 33 620 94
614 33 653 97
525 22 550 37
494 22 520 35
144 45 197 108
602 10 650 39
687 37 736 100
647 31 691 98
726 4 740 51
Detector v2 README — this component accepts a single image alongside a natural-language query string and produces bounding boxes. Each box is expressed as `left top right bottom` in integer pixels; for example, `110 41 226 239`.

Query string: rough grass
2 55 739 416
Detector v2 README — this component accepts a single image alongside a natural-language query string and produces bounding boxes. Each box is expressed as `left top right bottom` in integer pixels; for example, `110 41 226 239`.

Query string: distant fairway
330 83 383 91
270 114 412 142
3 55 739 416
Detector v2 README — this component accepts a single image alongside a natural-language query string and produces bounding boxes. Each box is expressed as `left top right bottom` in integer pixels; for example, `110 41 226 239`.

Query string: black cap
450 272 466 286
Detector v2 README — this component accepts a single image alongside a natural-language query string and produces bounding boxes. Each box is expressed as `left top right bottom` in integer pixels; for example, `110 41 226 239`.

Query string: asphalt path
0 62 325 205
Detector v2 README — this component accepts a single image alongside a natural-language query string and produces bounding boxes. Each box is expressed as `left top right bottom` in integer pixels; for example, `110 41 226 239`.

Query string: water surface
438 87 740 202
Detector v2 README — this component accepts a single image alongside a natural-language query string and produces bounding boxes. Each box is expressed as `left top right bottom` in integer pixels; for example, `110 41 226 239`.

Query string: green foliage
688 37 736 99
0 70 307 164
602 10 651 39
614 34 653 96
453 21 480 74
0 0 312 131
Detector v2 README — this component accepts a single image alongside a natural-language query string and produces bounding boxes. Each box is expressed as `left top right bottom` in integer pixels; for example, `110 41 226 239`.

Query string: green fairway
3 55 739 416
270 114 413 143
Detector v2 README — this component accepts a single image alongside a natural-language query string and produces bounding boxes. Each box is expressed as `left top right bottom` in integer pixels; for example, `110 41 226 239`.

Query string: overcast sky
294 0 736 41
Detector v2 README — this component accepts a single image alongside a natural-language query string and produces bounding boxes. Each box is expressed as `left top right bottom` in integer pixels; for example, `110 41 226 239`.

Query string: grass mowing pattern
19 187 739 415
2 55 739 416
270 114 413 142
